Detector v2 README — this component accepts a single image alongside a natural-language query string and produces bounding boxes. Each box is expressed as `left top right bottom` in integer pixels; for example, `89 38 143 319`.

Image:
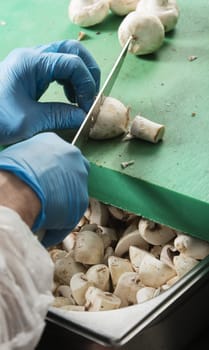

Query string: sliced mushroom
173 254 199 278
54 252 86 285
114 272 143 307
138 219 176 245
129 246 151 272
55 285 76 305
115 230 149 257
160 244 178 268
89 198 109 226
108 256 133 288
89 96 130 140
60 305 86 312
70 272 93 306
49 249 67 263
86 264 110 291
62 232 77 252
85 286 121 311
52 297 72 308
136 286 160 304
74 230 104 265
68 0 110 27
96 226 117 249
139 254 176 288
174 234 209 260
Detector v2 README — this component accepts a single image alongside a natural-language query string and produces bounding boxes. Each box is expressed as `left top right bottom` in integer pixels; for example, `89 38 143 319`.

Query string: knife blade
72 35 133 148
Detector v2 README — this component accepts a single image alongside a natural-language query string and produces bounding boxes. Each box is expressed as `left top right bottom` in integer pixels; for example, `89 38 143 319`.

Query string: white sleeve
0 206 54 350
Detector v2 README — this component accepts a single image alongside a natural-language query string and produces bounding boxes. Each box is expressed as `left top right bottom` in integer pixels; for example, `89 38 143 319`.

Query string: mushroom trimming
68 0 110 27
118 11 165 55
136 0 180 33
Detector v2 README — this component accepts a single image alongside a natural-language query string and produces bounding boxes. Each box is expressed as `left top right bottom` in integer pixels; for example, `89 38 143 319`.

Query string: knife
72 35 133 148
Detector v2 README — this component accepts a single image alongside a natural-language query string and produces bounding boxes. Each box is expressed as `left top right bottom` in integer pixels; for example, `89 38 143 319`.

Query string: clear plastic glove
0 132 90 247
0 40 100 145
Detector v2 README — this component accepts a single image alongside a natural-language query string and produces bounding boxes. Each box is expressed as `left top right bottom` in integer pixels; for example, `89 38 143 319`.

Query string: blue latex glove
0 40 100 145
0 132 90 247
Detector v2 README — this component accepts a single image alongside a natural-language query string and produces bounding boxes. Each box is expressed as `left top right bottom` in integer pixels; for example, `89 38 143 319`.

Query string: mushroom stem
129 115 165 143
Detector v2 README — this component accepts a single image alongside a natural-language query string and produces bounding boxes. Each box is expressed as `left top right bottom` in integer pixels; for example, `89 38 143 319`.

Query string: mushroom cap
68 0 110 27
118 11 165 55
109 0 138 16
138 218 176 245
89 96 130 140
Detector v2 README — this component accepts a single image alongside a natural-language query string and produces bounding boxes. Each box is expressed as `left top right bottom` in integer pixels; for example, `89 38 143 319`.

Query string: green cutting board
1 0 209 241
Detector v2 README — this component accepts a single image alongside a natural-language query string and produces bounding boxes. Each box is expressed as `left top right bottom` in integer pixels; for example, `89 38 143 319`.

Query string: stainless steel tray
37 255 209 350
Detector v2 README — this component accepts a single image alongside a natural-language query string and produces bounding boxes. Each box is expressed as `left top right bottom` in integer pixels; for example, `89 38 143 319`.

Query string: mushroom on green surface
68 0 110 27
136 0 180 32
109 0 138 16
89 96 130 140
126 115 165 143
118 11 165 55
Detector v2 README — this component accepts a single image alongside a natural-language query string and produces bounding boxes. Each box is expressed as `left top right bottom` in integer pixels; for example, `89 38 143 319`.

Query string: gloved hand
0 40 100 145
0 132 90 247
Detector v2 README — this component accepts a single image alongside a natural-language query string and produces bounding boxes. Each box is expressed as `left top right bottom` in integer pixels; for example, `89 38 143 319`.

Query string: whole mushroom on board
136 0 180 33
118 11 165 55
68 0 110 27
109 0 138 16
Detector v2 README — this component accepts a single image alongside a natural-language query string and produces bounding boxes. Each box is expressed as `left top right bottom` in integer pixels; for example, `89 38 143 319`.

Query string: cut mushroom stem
128 115 165 143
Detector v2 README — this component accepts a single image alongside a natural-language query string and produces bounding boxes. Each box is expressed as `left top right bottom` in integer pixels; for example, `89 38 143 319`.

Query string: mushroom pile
49 198 209 312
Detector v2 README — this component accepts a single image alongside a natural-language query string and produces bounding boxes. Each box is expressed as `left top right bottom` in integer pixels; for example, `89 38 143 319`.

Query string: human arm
0 40 100 145
0 132 90 349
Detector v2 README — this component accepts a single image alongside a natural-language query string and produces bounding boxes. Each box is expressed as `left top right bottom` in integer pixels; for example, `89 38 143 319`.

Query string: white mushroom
103 246 115 265
62 232 77 252
86 264 110 291
173 254 199 278
68 0 110 27
118 11 165 55
136 0 180 33
174 234 209 260
115 230 149 257
160 244 178 268
55 285 76 305
89 96 130 140
74 230 104 265
85 286 121 311
70 272 93 305
126 115 165 143
129 246 151 272
96 226 117 249
136 286 160 304
108 256 133 288
54 252 86 285
139 254 176 288
114 272 143 307
109 0 138 16
89 198 109 226
138 218 176 245
49 249 67 263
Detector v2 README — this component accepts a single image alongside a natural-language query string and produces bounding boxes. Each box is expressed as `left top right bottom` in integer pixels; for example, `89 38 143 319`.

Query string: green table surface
1 0 209 241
